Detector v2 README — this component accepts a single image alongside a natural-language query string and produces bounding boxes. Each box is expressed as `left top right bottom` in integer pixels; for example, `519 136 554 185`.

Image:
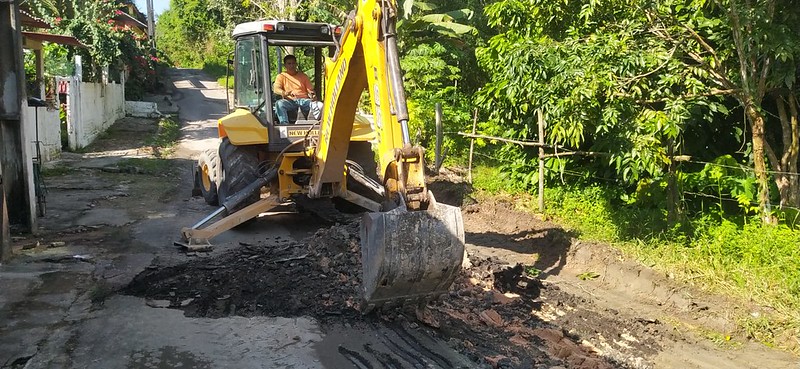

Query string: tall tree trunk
768 93 800 209
745 101 773 223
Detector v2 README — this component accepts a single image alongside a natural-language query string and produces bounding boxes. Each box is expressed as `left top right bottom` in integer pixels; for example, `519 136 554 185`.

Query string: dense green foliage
476 0 800 220
156 0 225 69
398 0 488 165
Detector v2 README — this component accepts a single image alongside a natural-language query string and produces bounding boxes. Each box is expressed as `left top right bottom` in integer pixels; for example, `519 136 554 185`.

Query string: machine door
233 36 269 122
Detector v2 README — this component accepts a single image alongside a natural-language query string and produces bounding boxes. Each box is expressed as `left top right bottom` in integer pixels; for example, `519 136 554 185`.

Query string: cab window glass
234 36 265 109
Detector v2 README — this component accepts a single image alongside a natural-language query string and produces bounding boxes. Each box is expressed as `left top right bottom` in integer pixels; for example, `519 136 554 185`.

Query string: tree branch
727 3 753 97
756 0 776 100
620 46 677 86
756 56 771 100
636 89 740 104
645 9 736 92
775 94 792 156
764 137 781 172
789 92 800 172
681 23 720 66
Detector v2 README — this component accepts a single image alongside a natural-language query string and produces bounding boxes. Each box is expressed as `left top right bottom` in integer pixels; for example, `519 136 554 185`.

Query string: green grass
217 76 233 89
198 59 232 90
41 164 72 177
471 164 800 353
120 119 181 173
146 117 181 157
471 165 527 195
116 158 175 176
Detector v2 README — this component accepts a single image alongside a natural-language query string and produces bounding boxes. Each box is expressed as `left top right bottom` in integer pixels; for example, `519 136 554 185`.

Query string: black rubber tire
197 149 221 206
348 141 379 180
217 137 261 213
336 141 383 213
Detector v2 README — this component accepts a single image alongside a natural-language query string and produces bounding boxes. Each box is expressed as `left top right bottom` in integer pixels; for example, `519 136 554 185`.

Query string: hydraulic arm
311 0 464 308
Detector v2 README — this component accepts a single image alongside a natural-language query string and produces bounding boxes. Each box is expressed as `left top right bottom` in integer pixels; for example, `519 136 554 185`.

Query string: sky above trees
134 0 168 17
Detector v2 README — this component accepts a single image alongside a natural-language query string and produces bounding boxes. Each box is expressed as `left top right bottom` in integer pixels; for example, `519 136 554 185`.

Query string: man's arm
273 74 290 98
300 73 316 99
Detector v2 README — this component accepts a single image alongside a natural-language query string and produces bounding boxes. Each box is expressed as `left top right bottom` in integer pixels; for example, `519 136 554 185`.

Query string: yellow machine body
218 108 376 146
217 108 270 145
185 0 465 307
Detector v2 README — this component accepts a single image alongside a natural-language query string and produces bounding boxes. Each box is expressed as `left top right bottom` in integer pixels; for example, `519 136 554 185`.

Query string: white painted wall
125 101 161 118
71 81 125 149
22 105 61 163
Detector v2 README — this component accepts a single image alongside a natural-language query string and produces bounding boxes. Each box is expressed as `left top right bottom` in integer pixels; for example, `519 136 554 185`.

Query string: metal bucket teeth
360 201 464 308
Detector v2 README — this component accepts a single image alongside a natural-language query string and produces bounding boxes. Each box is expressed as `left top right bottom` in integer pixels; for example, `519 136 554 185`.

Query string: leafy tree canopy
476 0 800 216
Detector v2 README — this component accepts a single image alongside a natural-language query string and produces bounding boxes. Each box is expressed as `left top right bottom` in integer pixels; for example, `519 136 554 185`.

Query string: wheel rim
201 164 213 191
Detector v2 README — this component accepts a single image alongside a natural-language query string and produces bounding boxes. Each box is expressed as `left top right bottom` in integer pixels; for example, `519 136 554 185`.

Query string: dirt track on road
3 68 797 369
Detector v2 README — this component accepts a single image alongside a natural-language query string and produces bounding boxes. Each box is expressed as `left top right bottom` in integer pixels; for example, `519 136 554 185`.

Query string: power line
683 191 800 213
684 160 800 177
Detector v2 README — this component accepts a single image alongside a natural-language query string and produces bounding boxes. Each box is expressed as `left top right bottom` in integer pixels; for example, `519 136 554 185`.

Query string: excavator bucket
360 199 465 309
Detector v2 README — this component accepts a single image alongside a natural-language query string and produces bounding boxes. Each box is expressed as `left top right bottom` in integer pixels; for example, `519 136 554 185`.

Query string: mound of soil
126 222 364 319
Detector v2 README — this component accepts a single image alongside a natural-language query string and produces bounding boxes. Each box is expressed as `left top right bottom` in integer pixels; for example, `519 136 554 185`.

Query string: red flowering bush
42 0 165 98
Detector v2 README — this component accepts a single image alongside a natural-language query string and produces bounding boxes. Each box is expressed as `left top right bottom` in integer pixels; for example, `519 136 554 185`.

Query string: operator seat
272 95 323 124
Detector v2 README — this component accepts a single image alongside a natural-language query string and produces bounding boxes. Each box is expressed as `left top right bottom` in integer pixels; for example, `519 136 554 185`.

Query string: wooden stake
434 103 443 173
667 138 678 224
467 108 478 183
538 109 545 212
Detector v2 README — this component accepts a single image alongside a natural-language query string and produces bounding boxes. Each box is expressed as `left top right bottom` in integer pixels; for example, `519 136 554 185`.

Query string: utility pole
146 0 155 49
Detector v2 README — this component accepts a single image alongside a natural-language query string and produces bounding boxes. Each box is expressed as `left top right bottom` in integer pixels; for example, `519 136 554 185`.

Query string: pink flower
54 17 62 24
115 9 123 15
107 19 114 24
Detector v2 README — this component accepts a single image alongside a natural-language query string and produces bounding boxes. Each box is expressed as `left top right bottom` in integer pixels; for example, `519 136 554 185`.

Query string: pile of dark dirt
125 216 638 368
126 222 364 319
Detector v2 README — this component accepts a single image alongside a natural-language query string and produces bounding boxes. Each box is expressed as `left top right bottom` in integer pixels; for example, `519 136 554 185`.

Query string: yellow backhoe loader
183 0 464 308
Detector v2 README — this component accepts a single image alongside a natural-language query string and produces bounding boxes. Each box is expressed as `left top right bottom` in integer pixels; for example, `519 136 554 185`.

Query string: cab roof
232 20 339 46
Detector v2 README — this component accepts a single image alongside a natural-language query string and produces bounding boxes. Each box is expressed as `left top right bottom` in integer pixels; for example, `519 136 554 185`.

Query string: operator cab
230 20 341 150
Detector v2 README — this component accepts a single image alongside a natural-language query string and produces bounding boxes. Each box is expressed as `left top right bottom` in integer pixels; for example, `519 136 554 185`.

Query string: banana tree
399 0 476 41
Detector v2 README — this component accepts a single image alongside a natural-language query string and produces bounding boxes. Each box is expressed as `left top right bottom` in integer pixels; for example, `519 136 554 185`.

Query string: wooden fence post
434 103 443 173
1 167 10 262
467 108 478 183
538 109 545 212
666 138 678 224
